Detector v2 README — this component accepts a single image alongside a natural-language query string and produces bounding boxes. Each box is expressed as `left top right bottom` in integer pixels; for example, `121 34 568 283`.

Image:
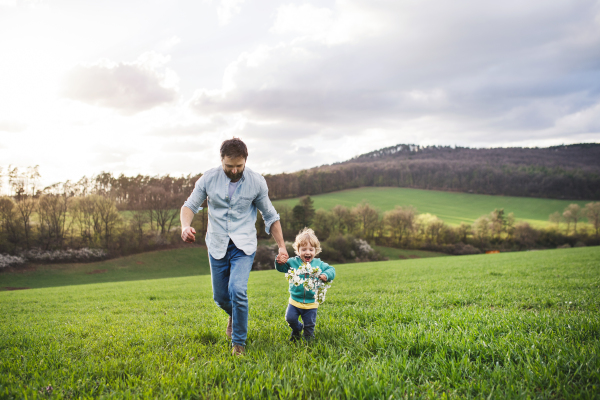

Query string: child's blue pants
285 304 318 337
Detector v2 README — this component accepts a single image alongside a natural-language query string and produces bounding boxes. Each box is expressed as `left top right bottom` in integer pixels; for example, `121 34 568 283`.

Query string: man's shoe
231 344 245 356
290 330 302 342
303 335 315 343
226 317 232 339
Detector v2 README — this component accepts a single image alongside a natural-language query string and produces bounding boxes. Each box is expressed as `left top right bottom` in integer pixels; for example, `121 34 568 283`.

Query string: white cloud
270 2 387 44
63 52 178 115
189 0 600 152
216 0 245 25
270 4 333 37
0 120 26 132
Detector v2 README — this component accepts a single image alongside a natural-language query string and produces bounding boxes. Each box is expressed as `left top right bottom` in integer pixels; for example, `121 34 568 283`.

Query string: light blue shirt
183 166 280 260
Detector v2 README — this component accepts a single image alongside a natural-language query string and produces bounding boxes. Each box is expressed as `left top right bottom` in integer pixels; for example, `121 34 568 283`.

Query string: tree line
263 144 600 201
269 197 600 255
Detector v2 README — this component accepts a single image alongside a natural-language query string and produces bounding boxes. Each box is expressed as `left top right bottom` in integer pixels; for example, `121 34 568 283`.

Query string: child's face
298 243 316 263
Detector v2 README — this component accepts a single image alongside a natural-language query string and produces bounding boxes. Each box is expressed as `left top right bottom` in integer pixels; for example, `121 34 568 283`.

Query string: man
180 138 289 356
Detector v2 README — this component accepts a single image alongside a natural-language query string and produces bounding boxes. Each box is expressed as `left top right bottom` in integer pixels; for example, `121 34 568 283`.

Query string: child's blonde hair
293 227 322 256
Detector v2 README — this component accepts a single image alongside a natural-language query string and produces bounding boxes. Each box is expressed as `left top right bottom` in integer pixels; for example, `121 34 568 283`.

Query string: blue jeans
285 304 318 337
209 239 255 346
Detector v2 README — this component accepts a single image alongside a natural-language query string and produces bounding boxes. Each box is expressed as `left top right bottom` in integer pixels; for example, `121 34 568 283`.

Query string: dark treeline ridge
264 143 600 201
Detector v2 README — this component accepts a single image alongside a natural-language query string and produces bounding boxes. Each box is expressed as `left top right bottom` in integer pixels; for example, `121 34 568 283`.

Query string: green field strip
1 246 598 398
273 187 593 226
0 246 210 290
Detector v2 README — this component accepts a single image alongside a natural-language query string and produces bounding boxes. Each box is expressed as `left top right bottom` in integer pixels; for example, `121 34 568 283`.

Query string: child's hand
319 274 328 282
276 248 289 264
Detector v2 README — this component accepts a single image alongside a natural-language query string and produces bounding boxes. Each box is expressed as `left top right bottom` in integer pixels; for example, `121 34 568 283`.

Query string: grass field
272 187 593 227
0 246 210 290
1 246 599 398
0 245 444 290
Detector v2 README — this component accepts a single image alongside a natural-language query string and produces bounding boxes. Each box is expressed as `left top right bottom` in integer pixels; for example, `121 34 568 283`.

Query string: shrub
0 254 26 269
320 234 384 264
252 245 277 271
20 248 108 263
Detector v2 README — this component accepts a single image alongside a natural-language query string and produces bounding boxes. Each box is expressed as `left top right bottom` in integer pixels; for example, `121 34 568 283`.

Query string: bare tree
37 195 70 249
549 211 562 229
457 222 471 242
147 186 178 235
563 204 582 234
71 195 103 246
584 202 600 236
15 197 36 249
331 205 353 234
96 196 122 247
472 215 491 244
514 222 538 250
353 201 380 240
130 209 149 244
313 209 333 239
0 197 21 252
384 206 416 245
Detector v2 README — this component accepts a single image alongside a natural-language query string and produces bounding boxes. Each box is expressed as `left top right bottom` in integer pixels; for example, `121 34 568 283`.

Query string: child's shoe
303 335 315 343
289 330 302 342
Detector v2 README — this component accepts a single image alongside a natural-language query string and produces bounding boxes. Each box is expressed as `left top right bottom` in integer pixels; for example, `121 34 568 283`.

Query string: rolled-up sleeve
254 176 280 234
183 175 207 214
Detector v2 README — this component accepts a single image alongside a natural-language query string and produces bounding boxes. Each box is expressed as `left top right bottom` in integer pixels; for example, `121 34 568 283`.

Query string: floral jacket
274 256 336 304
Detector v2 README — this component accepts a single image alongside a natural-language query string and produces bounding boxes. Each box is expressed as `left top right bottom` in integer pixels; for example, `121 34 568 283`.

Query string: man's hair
220 137 248 160
293 227 322 256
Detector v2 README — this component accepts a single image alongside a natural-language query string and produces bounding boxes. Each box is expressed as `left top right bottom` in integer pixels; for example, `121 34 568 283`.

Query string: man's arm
270 220 289 263
254 177 289 263
181 206 196 243
181 175 207 243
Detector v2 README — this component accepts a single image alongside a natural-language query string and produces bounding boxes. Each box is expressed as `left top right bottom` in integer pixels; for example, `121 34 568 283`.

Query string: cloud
63 52 178 115
0 120 26 132
216 0 245 25
189 0 600 149
148 115 232 137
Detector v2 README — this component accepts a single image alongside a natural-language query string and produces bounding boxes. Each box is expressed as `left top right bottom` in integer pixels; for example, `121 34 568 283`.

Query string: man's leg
209 249 232 317
228 243 255 347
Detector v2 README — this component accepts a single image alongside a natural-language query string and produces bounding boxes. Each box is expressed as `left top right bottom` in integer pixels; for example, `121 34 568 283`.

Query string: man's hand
276 247 289 264
319 274 328 282
181 227 196 243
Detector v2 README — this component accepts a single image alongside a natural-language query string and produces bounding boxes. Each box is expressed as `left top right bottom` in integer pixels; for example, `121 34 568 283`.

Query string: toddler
275 228 335 341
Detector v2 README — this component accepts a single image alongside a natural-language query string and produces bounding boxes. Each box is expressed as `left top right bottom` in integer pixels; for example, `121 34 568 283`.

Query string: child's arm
274 258 291 273
319 261 336 282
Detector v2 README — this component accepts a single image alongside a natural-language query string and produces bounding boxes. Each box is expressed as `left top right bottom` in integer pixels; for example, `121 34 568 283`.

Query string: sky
1 0 599 188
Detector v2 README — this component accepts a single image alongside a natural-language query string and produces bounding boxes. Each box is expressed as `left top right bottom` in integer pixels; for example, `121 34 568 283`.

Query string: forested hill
263 144 600 201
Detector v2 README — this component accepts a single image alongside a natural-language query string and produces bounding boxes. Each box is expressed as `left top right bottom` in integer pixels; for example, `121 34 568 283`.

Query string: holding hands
276 247 289 264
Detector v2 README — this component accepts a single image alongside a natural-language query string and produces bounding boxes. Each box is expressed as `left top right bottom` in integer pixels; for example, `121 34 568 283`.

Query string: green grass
1 246 599 399
273 187 593 227
373 246 446 260
0 246 210 290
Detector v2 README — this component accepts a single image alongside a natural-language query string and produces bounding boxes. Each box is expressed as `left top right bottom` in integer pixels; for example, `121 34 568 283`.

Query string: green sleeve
274 259 289 272
319 261 335 281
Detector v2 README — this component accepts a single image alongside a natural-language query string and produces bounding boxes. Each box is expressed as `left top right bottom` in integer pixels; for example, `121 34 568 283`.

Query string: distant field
1 247 598 398
273 187 592 226
373 246 445 260
0 245 444 290
0 246 210 290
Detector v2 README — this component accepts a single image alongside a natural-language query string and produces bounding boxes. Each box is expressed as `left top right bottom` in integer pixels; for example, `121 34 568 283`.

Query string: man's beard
225 169 243 182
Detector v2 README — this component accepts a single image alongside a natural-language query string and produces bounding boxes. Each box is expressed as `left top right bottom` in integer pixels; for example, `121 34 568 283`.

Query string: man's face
221 155 246 182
